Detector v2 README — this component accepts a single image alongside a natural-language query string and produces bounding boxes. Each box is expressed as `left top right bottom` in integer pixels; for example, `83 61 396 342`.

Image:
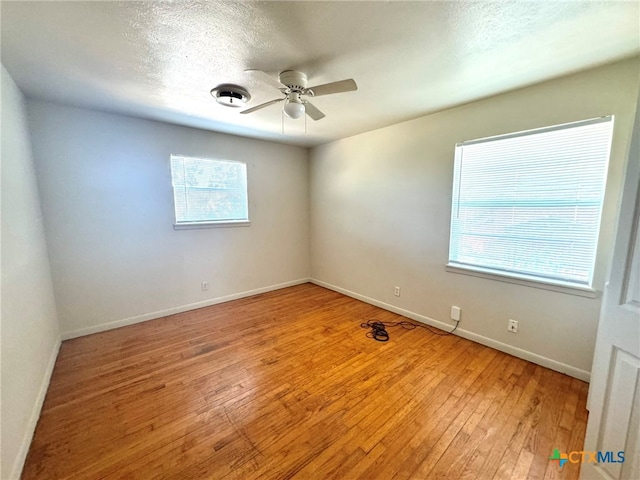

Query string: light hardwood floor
23 283 588 479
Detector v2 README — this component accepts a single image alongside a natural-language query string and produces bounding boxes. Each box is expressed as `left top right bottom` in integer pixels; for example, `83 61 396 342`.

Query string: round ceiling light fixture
210 84 251 108
283 92 305 119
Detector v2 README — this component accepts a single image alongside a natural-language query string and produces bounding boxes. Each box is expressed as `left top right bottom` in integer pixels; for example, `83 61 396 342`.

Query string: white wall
310 58 640 380
1 67 61 479
27 101 309 337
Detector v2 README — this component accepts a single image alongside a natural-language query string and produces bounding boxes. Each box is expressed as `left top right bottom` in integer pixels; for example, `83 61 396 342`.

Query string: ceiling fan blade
303 101 325 121
244 69 286 90
307 79 357 97
241 98 284 114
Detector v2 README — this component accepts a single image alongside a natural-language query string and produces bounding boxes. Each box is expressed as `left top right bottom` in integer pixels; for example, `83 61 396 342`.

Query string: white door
581 102 640 480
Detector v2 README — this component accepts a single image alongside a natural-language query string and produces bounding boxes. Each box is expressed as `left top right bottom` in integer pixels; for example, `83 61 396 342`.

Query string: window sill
445 264 599 298
174 220 251 230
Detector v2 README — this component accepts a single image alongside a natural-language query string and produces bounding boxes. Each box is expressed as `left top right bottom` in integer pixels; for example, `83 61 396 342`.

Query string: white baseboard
10 336 62 480
311 278 591 382
61 278 311 340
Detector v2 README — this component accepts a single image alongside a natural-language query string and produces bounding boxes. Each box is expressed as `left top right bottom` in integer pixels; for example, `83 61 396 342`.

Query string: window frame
446 116 614 298
170 154 250 230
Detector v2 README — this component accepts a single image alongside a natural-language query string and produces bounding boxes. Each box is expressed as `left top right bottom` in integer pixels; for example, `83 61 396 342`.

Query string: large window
448 116 614 291
170 155 249 227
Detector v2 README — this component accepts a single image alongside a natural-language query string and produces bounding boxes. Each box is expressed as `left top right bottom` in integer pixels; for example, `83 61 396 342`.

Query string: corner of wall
1 64 62 480
9 337 61 479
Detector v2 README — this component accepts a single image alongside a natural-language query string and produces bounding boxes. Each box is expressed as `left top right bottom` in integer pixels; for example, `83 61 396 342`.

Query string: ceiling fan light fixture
283 93 305 119
284 100 305 119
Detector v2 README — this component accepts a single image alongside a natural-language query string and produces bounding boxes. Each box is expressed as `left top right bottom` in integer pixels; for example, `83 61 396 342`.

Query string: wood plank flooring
22 283 588 479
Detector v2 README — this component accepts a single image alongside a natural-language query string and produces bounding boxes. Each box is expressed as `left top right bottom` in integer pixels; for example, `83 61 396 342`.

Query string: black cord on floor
360 319 459 342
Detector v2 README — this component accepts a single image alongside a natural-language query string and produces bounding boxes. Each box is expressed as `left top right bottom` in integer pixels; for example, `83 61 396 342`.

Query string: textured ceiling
1 1 639 147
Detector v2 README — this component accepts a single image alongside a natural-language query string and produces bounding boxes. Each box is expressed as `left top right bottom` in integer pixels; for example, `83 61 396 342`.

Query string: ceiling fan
242 70 357 121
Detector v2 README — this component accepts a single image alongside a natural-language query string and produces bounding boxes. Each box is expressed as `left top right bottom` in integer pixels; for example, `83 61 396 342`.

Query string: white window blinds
170 155 248 225
448 116 614 288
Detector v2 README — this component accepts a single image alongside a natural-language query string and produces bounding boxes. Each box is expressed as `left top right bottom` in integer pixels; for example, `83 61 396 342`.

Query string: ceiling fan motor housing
279 70 307 91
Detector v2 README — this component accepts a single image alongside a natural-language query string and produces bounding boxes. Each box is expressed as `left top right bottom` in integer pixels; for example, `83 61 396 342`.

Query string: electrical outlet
450 306 461 322
508 319 518 333
201 281 209 291
394 286 400 297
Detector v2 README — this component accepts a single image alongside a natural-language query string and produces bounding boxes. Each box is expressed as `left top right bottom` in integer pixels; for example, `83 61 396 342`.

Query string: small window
448 116 614 291
170 155 249 228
